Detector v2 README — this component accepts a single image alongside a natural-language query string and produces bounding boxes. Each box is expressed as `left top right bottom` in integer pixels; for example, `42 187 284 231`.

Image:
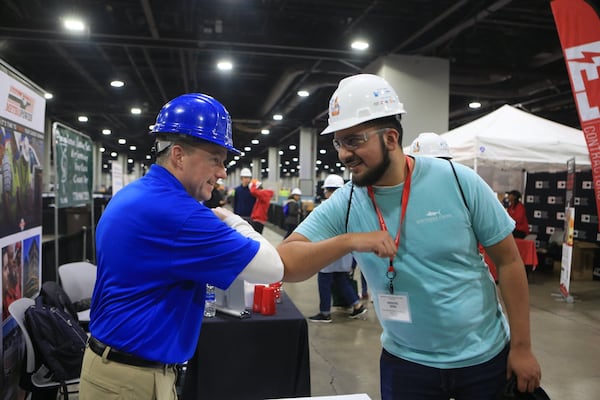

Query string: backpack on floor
24 296 88 384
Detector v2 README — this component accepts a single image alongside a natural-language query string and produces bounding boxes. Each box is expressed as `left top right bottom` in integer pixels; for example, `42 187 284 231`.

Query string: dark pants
318 271 359 312
380 344 509 400
251 221 265 233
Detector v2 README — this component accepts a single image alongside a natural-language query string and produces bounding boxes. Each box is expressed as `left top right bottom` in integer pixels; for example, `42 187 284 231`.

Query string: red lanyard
367 156 413 294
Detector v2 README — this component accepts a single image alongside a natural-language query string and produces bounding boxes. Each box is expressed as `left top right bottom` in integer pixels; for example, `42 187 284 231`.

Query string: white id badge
378 293 412 322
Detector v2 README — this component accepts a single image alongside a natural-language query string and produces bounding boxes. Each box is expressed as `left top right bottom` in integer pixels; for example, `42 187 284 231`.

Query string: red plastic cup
269 281 282 303
261 286 276 315
253 285 266 313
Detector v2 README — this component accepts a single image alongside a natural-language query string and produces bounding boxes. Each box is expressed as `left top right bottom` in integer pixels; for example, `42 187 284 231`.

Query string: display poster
53 122 93 208
111 160 123 195
559 158 576 299
0 65 45 399
551 0 600 229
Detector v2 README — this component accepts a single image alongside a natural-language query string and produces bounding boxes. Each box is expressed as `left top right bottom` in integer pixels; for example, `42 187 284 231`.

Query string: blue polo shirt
90 165 259 364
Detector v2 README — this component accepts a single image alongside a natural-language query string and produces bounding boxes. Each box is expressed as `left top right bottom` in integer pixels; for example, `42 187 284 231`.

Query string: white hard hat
322 174 344 189
408 132 452 159
320 74 406 135
240 168 252 177
291 188 302 195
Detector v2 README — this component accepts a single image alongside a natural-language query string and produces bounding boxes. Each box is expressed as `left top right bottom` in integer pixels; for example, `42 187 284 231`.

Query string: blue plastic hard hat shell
150 93 241 155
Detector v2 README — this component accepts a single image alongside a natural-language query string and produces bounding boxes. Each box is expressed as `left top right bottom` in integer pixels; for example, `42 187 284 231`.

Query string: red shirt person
506 190 529 239
249 180 274 234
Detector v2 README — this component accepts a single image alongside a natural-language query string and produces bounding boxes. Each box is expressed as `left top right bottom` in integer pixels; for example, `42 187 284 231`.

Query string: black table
181 292 311 400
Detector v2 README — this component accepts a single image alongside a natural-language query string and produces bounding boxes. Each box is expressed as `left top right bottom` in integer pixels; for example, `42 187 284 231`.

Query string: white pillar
299 127 317 197
365 54 449 146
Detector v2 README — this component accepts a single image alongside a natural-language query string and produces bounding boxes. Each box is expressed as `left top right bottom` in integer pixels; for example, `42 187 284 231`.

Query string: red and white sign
552 0 600 227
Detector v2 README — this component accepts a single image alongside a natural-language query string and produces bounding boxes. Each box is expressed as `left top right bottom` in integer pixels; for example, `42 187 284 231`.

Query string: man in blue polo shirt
80 93 283 399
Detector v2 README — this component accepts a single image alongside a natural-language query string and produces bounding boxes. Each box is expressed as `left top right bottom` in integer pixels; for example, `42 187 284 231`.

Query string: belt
88 336 175 369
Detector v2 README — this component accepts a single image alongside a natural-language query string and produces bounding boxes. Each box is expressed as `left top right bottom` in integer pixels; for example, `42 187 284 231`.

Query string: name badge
378 293 412 322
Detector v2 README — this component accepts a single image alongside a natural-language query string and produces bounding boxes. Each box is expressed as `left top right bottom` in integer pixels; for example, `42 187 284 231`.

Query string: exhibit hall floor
262 223 600 400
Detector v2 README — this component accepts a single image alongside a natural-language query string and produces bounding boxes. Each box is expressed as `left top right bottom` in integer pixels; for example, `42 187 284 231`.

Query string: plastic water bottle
204 284 216 317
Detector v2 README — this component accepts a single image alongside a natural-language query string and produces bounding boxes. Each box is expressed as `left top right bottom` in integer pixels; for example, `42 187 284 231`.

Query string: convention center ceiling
0 0 582 176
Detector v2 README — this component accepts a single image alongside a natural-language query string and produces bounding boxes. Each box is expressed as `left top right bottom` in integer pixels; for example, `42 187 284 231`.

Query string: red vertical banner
551 0 600 228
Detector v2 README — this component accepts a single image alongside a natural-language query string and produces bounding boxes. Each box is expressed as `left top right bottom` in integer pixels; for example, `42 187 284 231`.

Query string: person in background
81 93 283 400
249 179 274 234
283 187 303 238
233 167 256 222
408 131 452 160
308 174 367 323
277 74 541 400
507 190 530 239
203 178 226 208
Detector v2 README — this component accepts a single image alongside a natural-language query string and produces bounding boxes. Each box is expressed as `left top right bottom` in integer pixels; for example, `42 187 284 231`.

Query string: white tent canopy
440 104 591 173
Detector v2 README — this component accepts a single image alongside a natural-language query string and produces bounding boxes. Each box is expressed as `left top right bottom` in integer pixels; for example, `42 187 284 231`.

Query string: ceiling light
44 93 53 99
316 160 322 165
244 146 251 151
129 145 137 150
128 159 133 164
110 152 117 157
234 155 240 160
273 114 283 121
319 149 326 154
261 129 270 135
130 107 142 114
278 150 284 155
217 60 233 71
78 115 88 122
288 145 296 150
292 157 298 162
110 80 125 88
351 40 369 50
102 129 111 135
251 139 259 144
100 147 105 152
146 155 151 160
63 18 85 32
297 90 309 97
469 102 482 109
118 138 127 144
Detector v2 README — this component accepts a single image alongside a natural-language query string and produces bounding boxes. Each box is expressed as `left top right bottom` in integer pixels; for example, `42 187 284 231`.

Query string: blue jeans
318 272 359 312
380 344 509 400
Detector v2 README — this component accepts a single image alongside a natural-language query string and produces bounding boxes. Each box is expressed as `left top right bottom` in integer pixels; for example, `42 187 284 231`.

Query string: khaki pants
79 347 178 400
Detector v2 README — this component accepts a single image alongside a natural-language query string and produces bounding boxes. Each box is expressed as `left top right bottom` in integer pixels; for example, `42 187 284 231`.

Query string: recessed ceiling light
78 115 88 122
469 101 482 109
297 90 309 97
273 114 283 121
110 152 117 157
288 145 296 150
131 107 142 114
110 80 125 88
118 138 127 145
319 149 326 154
261 129 270 135
351 40 369 50
129 145 137 150
44 93 53 99
251 139 259 144
102 129 111 135
63 18 85 32
217 60 233 71
146 155 151 160
244 146 251 151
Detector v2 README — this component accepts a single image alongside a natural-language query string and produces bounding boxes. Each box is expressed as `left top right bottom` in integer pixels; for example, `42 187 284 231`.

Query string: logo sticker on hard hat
330 97 340 116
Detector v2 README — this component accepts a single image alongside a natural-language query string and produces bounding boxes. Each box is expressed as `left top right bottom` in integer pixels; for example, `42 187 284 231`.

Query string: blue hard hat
150 93 241 155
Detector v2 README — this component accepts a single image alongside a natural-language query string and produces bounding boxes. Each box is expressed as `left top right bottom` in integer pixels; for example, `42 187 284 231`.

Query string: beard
349 138 391 187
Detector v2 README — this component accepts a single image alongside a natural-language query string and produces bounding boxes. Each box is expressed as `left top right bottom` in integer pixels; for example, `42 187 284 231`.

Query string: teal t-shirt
296 156 514 368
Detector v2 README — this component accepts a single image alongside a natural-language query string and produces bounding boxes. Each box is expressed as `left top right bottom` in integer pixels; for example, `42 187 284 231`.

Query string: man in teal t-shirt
277 74 542 400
